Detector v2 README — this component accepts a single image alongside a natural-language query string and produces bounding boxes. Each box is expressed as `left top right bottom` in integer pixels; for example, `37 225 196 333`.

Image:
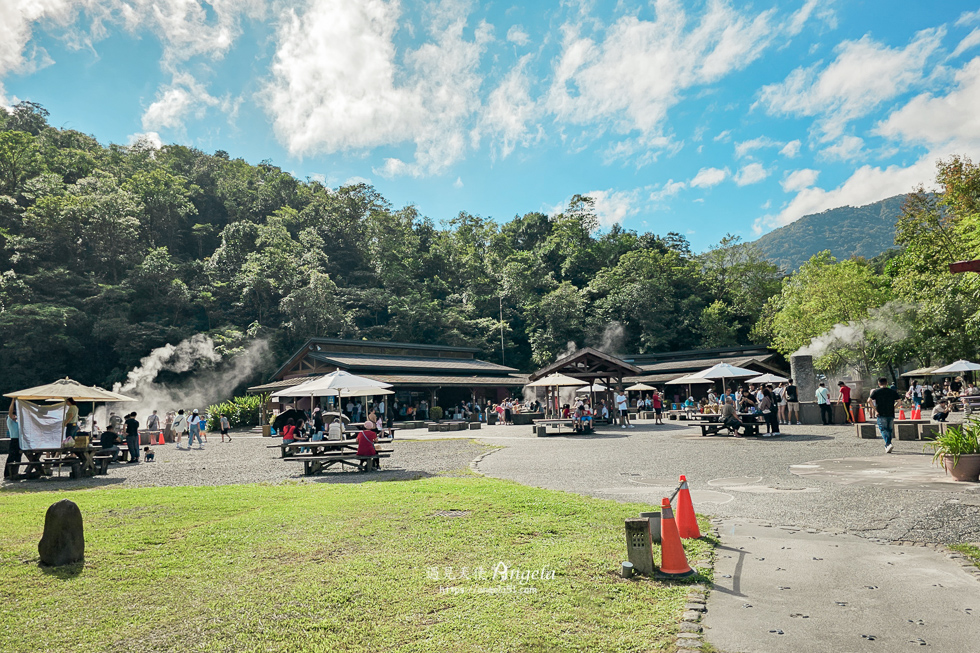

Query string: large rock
38 499 84 566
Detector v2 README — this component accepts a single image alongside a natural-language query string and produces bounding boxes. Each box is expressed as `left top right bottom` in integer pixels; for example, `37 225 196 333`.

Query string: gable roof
528 347 642 382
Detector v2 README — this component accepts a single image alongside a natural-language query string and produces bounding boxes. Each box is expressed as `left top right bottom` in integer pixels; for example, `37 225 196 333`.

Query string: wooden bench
7 458 81 479
285 452 392 476
92 453 115 475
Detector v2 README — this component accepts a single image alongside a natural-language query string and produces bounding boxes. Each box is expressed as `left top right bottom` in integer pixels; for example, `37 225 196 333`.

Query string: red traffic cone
676 475 701 539
158 432 165 445
657 498 694 578
858 406 866 423
899 407 906 420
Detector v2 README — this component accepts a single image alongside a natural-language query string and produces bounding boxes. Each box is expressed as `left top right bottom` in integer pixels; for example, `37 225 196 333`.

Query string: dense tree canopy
0 102 782 400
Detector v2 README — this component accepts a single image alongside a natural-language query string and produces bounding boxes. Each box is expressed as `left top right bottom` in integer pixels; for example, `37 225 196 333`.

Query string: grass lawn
949 543 980 569
0 477 714 652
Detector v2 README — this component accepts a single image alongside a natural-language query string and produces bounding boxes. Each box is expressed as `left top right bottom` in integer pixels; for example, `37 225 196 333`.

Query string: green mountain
751 195 907 272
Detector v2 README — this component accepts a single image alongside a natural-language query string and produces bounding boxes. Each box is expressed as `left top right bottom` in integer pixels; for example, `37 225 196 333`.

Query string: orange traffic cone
899 407 906 420
675 475 701 539
158 432 165 445
657 497 694 578
858 406 866 423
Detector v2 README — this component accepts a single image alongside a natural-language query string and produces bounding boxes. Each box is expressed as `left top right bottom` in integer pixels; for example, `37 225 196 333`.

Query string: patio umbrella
525 373 583 387
625 383 656 391
271 370 394 399
901 366 937 378
687 362 760 395
577 383 607 393
747 373 790 384
665 374 714 403
932 360 980 374
5 377 136 402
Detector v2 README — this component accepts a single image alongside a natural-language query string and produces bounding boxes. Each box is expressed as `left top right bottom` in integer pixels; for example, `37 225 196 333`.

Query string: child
143 447 155 462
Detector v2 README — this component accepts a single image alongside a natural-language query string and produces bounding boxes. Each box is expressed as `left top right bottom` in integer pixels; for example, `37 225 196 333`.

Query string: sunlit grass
0 477 714 652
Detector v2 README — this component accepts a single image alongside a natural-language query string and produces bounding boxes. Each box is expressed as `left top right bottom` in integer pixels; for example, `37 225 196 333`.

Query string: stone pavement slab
704 519 980 653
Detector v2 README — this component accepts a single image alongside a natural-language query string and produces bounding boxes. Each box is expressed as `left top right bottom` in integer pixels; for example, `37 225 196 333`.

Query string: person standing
784 379 800 425
64 398 79 442
220 414 232 442
187 409 204 449
776 382 788 425
615 388 632 428
652 391 664 424
376 399 385 427
870 377 901 453
759 387 780 436
146 410 160 432
837 381 854 424
815 382 832 425
4 402 21 478
172 409 187 449
124 412 140 463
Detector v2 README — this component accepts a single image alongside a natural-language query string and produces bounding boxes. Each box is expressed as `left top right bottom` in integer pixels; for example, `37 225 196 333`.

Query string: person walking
146 409 160 432
4 402 21 478
123 412 140 463
870 377 901 453
187 409 204 449
837 381 854 424
172 409 188 449
815 382 832 425
784 379 800 424
220 414 232 442
615 388 632 428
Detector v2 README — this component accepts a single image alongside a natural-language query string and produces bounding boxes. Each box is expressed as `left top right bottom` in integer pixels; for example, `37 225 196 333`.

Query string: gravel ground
0 431 491 491
465 418 980 544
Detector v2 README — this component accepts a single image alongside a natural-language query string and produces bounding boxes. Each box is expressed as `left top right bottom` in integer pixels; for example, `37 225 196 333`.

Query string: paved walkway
399 420 980 652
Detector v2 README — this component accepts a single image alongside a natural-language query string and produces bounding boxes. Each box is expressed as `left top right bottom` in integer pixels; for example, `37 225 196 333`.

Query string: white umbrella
625 383 656 391
933 360 980 374
271 370 393 398
577 383 607 392
747 373 790 384
687 362 760 394
665 375 715 385
525 373 584 387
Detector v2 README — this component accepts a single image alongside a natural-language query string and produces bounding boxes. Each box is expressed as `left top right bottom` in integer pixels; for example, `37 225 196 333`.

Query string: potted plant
926 421 980 482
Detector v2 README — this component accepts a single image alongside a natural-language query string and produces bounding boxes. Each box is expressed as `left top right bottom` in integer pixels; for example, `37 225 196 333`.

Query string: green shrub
206 394 264 430
430 406 443 421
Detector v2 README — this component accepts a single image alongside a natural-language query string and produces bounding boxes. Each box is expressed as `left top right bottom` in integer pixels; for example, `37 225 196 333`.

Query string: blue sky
3 0 980 252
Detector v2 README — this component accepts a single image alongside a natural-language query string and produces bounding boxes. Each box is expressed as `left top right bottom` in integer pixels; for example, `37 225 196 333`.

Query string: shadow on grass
1 476 127 493
303 469 439 485
39 560 85 579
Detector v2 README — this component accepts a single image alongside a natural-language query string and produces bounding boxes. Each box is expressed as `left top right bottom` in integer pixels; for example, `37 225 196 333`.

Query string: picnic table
7 446 111 480
691 413 763 437
280 437 394 475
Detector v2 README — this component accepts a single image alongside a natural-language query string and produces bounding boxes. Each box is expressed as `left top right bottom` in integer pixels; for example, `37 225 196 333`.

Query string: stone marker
856 424 878 439
625 518 655 576
38 499 84 566
896 422 920 441
920 423 943 440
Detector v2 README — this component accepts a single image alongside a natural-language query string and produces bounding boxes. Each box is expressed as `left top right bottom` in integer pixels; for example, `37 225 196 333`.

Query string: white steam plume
108 335 270 421
597 321 625 355
793 301 914 369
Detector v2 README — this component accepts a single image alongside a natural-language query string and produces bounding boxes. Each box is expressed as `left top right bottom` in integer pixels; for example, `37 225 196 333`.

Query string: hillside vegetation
0 102 781 400
753 195 906 272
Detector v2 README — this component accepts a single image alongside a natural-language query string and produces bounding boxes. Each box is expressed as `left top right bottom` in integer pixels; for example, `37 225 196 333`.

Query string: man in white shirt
615 388 632 429
815 382 832 425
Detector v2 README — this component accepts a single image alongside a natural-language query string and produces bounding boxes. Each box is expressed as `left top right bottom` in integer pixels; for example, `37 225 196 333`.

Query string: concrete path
705 519 980 652
398 420 980 651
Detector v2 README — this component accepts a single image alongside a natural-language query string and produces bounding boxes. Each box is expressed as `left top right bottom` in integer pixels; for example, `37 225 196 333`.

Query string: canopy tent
625 383 656 392
932 360 980 374
747 373 790 384
5 378 136 402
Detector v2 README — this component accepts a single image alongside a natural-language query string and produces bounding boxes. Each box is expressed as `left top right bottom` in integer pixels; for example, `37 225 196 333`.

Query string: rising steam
793 301 914 371
108 335 270 420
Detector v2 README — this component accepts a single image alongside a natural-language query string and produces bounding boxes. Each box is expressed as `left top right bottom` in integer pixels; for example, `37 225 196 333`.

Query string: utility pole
499 294 505 366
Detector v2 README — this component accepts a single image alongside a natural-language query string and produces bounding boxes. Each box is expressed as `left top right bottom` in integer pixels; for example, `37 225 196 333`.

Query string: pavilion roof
528 347 642 383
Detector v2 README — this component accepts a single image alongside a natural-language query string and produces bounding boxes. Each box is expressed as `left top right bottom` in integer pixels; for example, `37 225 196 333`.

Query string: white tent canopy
932 360 980 374
625 383 656 391
271 371 393 399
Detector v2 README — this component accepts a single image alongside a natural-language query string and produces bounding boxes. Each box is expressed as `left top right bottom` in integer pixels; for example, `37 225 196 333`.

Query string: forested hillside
753 195 906 272
0 102 781 401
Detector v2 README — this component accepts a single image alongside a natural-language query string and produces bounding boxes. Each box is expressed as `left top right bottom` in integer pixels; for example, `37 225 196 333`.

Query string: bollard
625 518 655 576
621 561 634 578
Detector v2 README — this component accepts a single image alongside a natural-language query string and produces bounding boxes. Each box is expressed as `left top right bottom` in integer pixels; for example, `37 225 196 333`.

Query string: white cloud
507 24 530 46
261 0 491 177
713 129 731 142
957 9 980 27
585 188 640 227
819 135 865 161
479 54 539 160
779 139 801 157
142 72 225 131
756 28 945 140
650 179 686 201
876 57 980 150
547 0 776 155
690 166 729 188
453 176 463 188
781 168 820 193
734 162 768 186
126 131 163 149
786 0 820 37
734 136 781 158
952 28 980 58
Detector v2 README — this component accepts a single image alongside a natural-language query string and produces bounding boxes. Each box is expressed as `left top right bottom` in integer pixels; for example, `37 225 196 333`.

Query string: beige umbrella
5 377 136 402
625 383 656 391
525 373 584 387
